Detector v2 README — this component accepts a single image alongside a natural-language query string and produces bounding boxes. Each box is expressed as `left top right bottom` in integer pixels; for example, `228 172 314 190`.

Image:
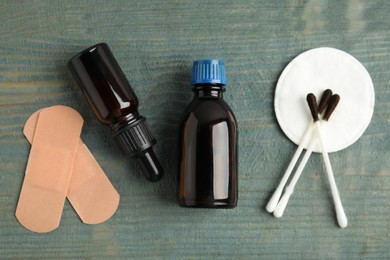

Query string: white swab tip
338 217 348 228
273 193 290 218
266 190 282 213
265 203 276 213
273 209 283 218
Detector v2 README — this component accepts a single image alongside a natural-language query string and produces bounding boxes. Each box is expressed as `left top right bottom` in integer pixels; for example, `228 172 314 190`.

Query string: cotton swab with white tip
307 93 347 228
273 132 317 218
266 89 333 213
273 93 339 218
265 125 313 213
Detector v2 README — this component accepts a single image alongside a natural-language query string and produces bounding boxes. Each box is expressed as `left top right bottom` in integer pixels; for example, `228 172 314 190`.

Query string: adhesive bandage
16 106 120 232
16 106 83 233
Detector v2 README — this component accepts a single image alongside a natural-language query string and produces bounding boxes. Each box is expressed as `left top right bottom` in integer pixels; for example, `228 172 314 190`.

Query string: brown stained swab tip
318 89 333 114
306 93 319 122
323 94 340 121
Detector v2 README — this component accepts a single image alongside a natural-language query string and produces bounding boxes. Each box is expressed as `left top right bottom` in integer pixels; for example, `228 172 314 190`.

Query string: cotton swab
266 89 333 213
273 94 340 218
273 131 316 218
265 125 313 213
307 94 347 228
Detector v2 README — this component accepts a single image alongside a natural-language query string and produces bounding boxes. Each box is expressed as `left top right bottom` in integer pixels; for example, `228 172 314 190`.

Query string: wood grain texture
0 0 389 258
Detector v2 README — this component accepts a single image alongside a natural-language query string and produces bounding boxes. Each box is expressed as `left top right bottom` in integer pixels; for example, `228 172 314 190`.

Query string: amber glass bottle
178 60 238 208
68 43 163 182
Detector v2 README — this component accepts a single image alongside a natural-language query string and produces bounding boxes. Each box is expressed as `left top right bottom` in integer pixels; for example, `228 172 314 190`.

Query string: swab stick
273 93 340 218
266 125 313 213
273 131 316 218
307 94 347 228
266 89 332 213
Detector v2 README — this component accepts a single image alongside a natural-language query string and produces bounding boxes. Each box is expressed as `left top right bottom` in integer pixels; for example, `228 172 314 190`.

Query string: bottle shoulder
185 98 234 112
180 98 237 126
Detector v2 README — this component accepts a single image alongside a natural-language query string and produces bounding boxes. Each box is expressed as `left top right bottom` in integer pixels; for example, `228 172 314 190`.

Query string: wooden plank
0 0 389 258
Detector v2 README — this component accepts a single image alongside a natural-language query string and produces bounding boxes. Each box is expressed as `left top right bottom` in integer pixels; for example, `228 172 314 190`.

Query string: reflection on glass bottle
212 121 229 200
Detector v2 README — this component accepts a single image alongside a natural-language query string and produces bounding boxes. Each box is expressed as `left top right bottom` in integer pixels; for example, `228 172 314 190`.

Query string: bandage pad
16 106 83 233
20 106 120 230
67 142 120 225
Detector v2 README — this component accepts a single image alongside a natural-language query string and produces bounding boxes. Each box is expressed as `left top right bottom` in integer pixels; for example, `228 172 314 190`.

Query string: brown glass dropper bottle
68 43 164 182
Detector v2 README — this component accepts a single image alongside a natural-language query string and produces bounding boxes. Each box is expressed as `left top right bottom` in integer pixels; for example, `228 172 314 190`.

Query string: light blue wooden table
1 1 389 258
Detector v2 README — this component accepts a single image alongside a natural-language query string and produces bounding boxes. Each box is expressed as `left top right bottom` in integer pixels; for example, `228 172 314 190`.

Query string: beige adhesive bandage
16 106 83 233
67 142 120 224
19 106 120 232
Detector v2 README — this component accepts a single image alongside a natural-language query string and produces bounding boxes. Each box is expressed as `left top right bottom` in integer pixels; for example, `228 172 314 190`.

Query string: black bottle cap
113 117 164 182
68 43 164 182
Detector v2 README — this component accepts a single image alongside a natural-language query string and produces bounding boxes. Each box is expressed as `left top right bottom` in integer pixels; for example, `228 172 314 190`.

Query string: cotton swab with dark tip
307 93 347 228
273 91 341 219
323 94 340 121
318 89 333 115
266 89 332 213
307 93 319 121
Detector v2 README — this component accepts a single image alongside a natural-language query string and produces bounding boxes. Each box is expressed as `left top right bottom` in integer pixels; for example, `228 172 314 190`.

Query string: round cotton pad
275 47 375 153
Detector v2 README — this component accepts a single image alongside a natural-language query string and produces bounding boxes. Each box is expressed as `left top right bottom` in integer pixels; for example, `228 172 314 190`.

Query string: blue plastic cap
191 59 227 85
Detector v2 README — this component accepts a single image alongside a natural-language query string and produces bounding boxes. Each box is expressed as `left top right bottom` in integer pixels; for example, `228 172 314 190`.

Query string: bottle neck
110 111 140 133
192 84 225 98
